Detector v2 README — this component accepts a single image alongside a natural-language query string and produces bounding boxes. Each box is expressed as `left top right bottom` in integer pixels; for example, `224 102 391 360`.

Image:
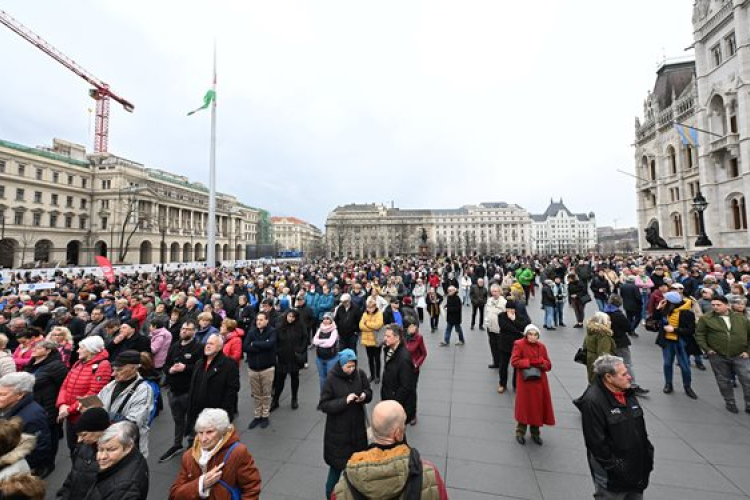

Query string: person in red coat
511 324 555 445
55 335 112 454
129 296 148 329
403 318 427 426
219 319 244 365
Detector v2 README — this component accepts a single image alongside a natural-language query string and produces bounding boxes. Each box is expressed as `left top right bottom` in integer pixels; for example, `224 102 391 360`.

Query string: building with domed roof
530 199 597 254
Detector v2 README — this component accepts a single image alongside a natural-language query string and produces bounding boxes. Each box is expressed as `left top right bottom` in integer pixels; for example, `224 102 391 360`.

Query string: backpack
217 442 241 500
143 379 160 426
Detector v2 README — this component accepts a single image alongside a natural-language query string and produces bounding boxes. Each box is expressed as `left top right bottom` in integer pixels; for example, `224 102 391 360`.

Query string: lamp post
693 191 713 247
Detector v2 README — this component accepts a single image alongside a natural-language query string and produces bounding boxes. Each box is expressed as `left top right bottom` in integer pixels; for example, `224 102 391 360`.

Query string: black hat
76 407 110 433
124 319 140 330
505 300 517 310
112 350 141 367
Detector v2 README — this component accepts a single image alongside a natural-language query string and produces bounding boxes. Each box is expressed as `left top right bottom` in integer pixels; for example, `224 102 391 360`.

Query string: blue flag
674 123 699 147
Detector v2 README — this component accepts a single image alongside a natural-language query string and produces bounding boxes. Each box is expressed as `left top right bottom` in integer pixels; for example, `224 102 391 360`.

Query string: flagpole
207 41 217 270
672 121 723 138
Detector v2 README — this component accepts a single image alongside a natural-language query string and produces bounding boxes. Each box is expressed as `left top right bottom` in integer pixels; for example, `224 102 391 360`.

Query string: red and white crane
0 9 134 153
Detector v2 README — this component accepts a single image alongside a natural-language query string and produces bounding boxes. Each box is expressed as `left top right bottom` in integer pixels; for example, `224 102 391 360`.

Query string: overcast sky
0 1 694 230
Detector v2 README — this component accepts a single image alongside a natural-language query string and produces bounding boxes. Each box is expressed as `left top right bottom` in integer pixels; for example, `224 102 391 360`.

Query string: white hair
195 408 231 433
0 373 35 394
99 421 138 448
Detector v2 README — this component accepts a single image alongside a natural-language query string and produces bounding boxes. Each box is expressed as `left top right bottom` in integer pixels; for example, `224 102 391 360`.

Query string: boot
269 399 280 412
291 398 299 410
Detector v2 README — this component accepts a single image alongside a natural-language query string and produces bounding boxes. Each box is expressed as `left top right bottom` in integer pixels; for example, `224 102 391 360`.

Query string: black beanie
76 407 110 433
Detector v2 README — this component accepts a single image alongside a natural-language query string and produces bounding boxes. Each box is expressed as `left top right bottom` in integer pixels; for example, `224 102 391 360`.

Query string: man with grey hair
577 355 653 499
0 372 54 477
170 408 261 499
332 401 447 499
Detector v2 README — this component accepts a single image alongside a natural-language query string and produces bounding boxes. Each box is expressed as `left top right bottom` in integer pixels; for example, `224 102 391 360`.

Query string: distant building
635 1 749 251
597 226 639 254
0 137 269 268
270 216 323 257
324 202 531 258
530 199 597 254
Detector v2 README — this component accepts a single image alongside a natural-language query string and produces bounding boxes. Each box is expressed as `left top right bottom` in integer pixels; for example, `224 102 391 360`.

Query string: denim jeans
543 305 555 327
444 323 465 343
662 338 691 387
595 299 607 312
554 303 564 325
316 355 340 391
326 467 343 499
706 353 750 407
625 309 640 333
640 293 649 320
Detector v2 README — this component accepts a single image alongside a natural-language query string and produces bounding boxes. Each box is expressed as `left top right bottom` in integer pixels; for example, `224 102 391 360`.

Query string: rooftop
0 138 91 168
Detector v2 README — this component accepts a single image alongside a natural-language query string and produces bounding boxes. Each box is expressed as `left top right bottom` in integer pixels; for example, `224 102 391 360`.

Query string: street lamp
693 191 713 247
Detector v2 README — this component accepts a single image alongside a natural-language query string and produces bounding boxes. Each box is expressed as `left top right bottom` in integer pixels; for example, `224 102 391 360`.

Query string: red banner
95 256 116 283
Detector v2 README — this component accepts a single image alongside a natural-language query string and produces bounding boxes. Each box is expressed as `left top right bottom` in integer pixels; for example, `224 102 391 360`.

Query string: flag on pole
95 256 116 283
187 89 216 116
674 123 699 147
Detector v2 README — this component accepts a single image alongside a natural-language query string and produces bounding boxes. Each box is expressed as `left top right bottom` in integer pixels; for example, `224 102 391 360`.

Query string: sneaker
456 341 465 346
260 418 270 429
439 341 448 347
248 418 262 429
726 402 739 414
158 445 184 463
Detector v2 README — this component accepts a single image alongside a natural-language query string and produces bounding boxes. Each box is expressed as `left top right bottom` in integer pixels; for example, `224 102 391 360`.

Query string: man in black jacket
619 276 642 336
605 295 649 396
333 294 362 352
578 354 654 499
380 324 417 424
186 335 239 435
159 319 203 462
106 319 151 361
243 311 277 429
469 278 488 331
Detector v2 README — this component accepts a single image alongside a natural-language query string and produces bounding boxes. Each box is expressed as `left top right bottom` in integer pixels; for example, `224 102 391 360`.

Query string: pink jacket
149 327 172 369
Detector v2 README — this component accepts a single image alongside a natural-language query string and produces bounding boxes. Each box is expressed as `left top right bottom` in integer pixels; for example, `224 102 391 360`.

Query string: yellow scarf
666 300 691 340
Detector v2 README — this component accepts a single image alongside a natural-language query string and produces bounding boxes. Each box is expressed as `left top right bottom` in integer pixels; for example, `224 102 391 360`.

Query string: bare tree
19 233 37 267
330 218 352 258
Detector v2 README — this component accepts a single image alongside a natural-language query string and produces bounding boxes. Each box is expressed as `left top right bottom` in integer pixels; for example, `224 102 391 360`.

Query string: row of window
0 160 89 188
711 32 737 68
0 210 87 229
668 196 747 237
0 187 87 209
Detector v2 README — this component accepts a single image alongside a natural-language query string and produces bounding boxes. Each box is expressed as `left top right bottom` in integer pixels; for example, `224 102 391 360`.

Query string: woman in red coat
404 318 427 426
220 319 244 365
510 324 555 445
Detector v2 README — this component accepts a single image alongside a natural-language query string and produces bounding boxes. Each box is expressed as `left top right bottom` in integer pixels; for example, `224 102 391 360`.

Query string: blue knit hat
338 348 357 366
664 291 683 304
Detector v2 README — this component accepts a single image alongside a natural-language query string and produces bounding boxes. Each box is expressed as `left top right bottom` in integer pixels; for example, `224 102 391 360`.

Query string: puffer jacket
584 321 616 383
82 449 149 500
484 295 507 334
332 444 448 500
359 310 384 348
149 327 172 369
222 328 245 364
56 350 112 422
56 442 98 500
0 433 34 481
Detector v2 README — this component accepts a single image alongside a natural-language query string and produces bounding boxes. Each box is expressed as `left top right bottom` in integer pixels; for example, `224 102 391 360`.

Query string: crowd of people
0 251 746 498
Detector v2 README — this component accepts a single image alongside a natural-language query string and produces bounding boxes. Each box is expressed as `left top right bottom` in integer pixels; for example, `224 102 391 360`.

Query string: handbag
644 317 659 332
578 293 592 305
574 347 586 365
521 367 542 381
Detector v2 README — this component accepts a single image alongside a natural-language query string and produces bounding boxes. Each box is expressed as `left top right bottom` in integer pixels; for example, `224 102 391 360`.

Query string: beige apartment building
0 137 268 268
270 216 323 256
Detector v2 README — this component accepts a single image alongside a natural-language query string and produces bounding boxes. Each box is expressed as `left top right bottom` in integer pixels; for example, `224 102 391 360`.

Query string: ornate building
270 216 323 256
530 199 597 254
324 202 531 258
635 0 750 251
0 137 269 268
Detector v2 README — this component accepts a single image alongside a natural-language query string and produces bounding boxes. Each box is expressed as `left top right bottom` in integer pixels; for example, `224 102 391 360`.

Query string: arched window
731 196 748 230
667 146 677 174
685 144 694 168
671 213 683 237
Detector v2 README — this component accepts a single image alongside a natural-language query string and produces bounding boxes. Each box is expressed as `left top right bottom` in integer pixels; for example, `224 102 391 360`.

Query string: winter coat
590 276 611 301
584 321 616 383
444 294 462 325
163 338 203 395
98 376 153 457
106 333 151 362
469 285 488 307
0 433 34 481
317 293 335 321
619 282 642 313
222 328 245 364
577 377 654 493
541 284 556 307
12 344 35 372
129 304 148 328
235 304 256 333
274 317 307 374
332 444 448 500
359 310 384 348
604 307 631 349
405 333 427 372
484 295 507 334
1 393 53 472
57 350 112 422
24 349 68 423
243 326 277 371
195 325 219 345
426 293 442 317
653 303 701 355
696 310 750 357
187 352 240 426
515 268 534 286
82 449 149 500
318 363 372 470
511 338 555 427
334 304 362 339
222 293 241 320
169 428 261 500
381 342 417 420
149 327 172 369
57 442 98 500
498 312 530 353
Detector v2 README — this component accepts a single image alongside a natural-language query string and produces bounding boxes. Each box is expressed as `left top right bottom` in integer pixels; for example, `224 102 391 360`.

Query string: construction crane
0 9 134 153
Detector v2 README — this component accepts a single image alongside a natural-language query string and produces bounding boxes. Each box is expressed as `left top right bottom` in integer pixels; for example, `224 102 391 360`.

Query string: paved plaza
44 294 750 499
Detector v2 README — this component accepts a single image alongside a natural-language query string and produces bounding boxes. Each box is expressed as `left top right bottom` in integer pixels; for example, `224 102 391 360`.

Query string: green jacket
584 321 616 383
515 268 535 287
695 311 750 357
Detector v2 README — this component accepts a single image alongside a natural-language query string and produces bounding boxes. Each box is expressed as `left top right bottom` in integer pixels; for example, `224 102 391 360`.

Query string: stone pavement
44 293 750 499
